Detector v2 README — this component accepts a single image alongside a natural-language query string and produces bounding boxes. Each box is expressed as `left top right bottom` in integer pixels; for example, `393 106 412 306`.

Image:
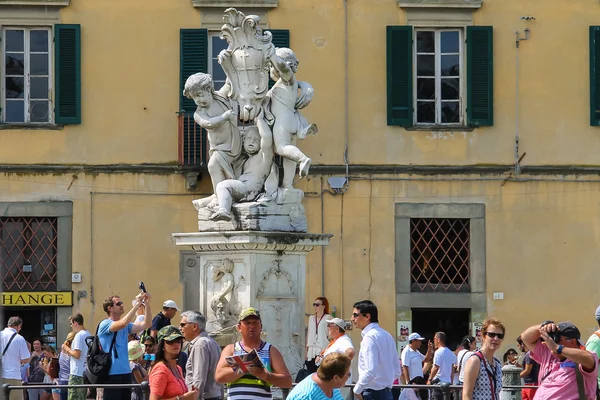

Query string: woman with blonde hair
58 332 75 400
462 317 504 400
305 297 332 373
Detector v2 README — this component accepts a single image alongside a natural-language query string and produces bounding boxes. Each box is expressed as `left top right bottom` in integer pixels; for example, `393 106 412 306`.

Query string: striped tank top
227 341 272 400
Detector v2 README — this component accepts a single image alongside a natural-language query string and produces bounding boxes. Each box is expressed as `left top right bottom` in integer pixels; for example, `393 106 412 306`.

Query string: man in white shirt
62 313 90 400
427 332 457 400
0 316 31 400
351 300 401 400
401 332 433 384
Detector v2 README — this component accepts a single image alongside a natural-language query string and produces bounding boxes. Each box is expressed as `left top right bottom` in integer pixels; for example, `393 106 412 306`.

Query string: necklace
315 314 325 338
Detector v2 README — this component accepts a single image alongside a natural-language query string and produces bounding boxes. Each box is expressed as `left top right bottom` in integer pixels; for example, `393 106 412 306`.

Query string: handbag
47 357 60 380
295 367 310 383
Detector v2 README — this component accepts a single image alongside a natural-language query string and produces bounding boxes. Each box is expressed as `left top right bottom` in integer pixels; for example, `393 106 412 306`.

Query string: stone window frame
0 201 73 344
0 0 69 5
395 203 486 312
398 0 482 9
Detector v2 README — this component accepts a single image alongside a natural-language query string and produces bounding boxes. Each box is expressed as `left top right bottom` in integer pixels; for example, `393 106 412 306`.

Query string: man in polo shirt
0 316 30 400
98 292 152 400
150 300 180 338
401 332 433 384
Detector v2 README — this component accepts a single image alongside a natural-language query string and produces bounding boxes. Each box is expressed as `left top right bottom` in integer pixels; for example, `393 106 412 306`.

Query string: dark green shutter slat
467 26 493 127
180 29 208 113
265 29 289 89
180 29 208 166
590 26 600 126
386 26 412 127
54 24 81 125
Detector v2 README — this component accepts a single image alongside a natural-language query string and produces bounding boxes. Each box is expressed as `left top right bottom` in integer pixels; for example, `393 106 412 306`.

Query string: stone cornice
172 231 332 252
398 0 482 8
0 0 69 5
192 0 277 8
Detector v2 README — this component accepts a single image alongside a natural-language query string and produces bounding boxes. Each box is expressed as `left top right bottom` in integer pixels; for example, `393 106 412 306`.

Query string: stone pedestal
501 365 523 400
172 231 331 376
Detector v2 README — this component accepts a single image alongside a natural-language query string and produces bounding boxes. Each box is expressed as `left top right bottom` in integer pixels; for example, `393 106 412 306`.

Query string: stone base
173 231 332 377
197 189 307 233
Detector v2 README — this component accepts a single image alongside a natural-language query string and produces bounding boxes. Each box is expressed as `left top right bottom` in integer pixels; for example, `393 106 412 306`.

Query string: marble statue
209 259 241 329
186 8 317 232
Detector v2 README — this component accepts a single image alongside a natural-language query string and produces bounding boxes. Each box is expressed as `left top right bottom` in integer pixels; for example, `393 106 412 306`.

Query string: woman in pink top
149 326 198 400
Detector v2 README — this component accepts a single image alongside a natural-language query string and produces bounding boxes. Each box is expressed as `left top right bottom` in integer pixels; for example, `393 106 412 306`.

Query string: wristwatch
557 345 564 354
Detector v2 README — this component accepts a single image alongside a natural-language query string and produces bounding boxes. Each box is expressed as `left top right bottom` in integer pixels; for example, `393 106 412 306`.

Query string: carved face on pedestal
243 128 261 155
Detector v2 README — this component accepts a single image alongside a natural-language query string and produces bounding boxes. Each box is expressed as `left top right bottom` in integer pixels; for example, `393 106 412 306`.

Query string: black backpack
84 322 117 384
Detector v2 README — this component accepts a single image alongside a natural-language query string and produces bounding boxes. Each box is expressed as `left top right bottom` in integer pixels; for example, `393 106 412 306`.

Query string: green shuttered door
386 26 413 127
54 24 81 125
467 26 493 127
590 26 600 126
180 29 208 113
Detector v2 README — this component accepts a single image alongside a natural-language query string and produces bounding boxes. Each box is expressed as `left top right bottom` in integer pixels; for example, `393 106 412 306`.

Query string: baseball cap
595 305 600 321
408 332 425 342
157 325 184 343
326 318 346 331
239 307 261 322
557 321 583 345
162 300 180 311
128 341 144 361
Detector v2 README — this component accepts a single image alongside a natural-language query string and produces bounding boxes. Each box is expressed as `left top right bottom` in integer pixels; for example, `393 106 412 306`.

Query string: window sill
398 0 482 9
0 0 70 5
192 0 277 7
0 123 63 130
404 125 476 132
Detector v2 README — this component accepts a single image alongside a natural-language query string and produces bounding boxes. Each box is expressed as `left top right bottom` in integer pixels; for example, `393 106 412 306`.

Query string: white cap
325 318 346 331
162 300 180 311
408 332 425 342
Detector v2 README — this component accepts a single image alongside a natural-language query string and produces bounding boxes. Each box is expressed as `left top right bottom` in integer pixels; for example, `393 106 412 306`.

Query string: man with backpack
0 316 30 400
96 292 152 400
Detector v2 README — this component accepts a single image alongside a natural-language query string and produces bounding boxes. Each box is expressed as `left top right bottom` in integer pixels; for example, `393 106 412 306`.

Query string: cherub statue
183 73 242 209
210 111 275 222
268 47 318 189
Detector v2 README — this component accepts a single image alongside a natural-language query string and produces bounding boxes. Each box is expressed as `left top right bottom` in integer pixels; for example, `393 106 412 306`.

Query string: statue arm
296 81 314 110
194 110 233 130
256 113 273 154
270 54 294 83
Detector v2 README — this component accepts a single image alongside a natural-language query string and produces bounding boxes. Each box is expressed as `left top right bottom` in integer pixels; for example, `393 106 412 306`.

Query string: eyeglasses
179 322 193 328
144 344 153 348
113 302 123 306
484 332 505 340
165 338 183 345
313 303 323 307
352 312 365 318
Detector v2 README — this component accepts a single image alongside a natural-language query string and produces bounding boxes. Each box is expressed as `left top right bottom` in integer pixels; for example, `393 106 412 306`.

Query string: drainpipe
515 17 534 174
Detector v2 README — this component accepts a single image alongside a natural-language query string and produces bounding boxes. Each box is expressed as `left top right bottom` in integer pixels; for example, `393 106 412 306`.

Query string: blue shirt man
98 293 152 400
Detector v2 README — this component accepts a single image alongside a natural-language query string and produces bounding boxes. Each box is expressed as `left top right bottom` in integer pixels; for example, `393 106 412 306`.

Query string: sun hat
128 341 144 361
326 318 346 331
162 300 180 311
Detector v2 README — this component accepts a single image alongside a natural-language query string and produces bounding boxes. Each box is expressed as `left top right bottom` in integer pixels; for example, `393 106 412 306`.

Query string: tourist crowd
2 293 600 400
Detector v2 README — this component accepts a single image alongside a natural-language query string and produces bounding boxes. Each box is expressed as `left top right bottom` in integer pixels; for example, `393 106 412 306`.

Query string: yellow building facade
1 0 599 354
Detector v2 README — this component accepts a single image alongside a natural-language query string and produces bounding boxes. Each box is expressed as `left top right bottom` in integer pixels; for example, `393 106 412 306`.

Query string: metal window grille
0 217 58 291
410 218 470 292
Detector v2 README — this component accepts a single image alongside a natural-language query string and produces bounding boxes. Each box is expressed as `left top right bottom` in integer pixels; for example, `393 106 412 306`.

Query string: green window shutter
265 29 289 89
590 26 600 126
386 26 413 127
467 26 494 127
180 29 208 113
54 24 81 125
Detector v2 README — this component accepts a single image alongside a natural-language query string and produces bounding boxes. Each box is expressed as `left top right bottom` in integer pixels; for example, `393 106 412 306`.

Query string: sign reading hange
1 292 73 307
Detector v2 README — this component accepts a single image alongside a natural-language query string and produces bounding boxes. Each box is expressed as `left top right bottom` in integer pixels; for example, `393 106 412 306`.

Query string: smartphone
139 281 147 293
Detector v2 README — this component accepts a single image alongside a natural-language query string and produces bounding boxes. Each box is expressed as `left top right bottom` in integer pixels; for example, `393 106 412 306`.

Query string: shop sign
0 292 73 307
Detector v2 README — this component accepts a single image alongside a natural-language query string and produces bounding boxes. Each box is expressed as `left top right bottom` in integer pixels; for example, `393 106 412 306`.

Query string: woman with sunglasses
462 317 505 400
305 297 332 373
149 326 199 400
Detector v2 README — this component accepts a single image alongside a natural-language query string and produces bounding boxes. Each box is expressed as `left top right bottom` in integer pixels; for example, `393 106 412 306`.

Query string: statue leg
208 155 226 194
211 180 247 222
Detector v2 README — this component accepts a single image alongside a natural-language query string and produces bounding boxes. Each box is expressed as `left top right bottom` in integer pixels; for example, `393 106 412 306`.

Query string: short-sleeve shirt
323 335 354 383
70 329 91 377
0 328 30 380
585 332 600 387
149 362 187 398
457 349 474 383
401 346 426 381
286 373 344 400
98 318 134 375
522 351 540 384
432 347 457 383
151 313 170 333
531 340 598 399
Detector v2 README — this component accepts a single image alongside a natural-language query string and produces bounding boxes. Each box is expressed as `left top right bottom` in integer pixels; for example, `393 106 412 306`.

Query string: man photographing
521 321 598 399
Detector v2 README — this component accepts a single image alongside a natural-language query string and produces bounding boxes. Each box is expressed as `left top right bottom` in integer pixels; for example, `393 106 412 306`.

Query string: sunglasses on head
484 332 505 340
313 303 323 307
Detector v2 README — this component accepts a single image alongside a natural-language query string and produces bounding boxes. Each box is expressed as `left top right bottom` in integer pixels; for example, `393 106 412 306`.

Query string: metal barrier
1 382 150 400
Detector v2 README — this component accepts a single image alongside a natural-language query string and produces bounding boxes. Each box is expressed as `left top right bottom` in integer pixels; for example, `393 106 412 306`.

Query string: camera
139 282 147 293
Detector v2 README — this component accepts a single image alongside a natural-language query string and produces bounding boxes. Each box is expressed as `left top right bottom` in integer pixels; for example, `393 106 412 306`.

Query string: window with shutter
466 26 493 127
387 26 413 127
590 26 600 126
55 24 81 125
